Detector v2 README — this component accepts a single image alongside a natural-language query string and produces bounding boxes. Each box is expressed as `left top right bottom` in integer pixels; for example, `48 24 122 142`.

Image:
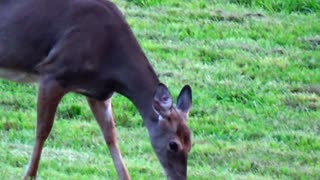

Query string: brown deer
0 0 192 179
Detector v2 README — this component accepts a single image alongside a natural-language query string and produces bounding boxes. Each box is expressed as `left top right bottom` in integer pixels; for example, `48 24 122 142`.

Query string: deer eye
168 141 179 153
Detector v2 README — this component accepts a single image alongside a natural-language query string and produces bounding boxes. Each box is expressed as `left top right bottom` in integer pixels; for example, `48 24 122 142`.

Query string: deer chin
164 166 187 180
160 159 187 180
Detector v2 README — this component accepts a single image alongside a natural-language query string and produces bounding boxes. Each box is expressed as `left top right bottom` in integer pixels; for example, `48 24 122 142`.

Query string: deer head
151 84 192 180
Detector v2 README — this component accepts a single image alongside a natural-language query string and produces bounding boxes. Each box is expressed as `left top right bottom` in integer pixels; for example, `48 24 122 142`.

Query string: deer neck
123 65 159 126
111 41 160 128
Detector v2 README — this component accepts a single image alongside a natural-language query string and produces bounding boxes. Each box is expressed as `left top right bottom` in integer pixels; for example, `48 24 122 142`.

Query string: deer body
0 0 192 179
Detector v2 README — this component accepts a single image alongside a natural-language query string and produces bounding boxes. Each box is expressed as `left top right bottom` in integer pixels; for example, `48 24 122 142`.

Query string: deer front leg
24 77 66 179
87 98 130 180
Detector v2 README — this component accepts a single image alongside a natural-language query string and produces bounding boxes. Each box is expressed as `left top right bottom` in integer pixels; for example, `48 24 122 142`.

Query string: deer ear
153 83 173 117
177 85 192 115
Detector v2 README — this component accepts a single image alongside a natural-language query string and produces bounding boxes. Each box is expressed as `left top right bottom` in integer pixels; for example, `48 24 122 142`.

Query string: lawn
0 0 319 179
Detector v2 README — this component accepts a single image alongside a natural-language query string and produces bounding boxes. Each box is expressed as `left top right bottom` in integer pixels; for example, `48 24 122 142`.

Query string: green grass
1 0 320 179
230 0 320 13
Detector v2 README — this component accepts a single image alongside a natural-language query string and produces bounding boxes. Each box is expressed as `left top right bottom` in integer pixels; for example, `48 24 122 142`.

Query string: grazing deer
0 0 192 179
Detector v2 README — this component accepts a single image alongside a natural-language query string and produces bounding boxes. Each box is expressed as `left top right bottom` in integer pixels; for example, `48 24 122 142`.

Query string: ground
0 0 319 179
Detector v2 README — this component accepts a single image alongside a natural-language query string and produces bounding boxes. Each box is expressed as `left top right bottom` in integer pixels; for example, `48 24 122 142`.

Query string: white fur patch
158 115 165 121
105 101 113 121
0 68 39 83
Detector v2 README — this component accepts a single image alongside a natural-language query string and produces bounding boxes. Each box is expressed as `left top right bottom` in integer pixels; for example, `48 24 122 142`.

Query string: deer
0 0 193 179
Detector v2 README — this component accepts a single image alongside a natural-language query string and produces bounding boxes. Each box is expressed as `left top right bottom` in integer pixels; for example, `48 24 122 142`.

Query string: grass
230 0 320 13
1 0 320 179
